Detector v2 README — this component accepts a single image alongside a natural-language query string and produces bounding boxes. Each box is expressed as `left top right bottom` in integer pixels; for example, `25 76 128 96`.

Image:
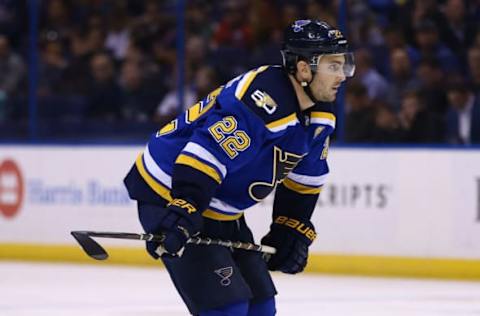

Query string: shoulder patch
239 66 300 128
250 90 278 114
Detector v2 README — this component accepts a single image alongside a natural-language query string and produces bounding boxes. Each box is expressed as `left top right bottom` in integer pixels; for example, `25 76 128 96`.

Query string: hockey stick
71 230 276 261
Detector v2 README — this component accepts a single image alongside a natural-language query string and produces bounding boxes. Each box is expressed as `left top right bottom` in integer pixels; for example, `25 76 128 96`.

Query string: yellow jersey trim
203 209 243 220
175 154 222 184
136 154 172 201
310 111 336 121
236 66 269 99
266 113 298 130
282 178 322 195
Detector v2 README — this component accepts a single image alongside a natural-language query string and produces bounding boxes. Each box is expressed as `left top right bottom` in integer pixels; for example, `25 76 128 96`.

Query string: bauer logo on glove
167 198 197 214
274 216 317 242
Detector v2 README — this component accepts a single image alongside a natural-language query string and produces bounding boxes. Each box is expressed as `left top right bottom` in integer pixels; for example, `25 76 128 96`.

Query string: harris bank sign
0 158 131 219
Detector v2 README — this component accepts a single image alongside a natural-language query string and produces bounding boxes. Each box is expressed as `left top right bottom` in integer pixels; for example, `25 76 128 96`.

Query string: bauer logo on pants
0 159 24 218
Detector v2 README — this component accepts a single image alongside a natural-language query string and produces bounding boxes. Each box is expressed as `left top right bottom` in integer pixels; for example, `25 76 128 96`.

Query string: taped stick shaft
71 230 276 261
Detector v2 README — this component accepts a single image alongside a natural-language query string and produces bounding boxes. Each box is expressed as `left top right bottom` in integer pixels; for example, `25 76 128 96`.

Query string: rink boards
0 145 479 279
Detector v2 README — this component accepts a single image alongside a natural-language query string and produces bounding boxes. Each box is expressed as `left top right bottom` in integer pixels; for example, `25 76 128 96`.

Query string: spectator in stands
130 0 171 53
70 13 106 59
186 35 209 73
396 0 442 46
371 102 402 143
280 3 301 28
213 0 252 49
437 0 478 64
210 0 253 80
468 46 480 94
155 65 218 125
408 0 441 28
410 19 460 72
150 31 175 66
368 25 411 77
445 81 480 144
129 43 169 94
0 34 25 121
119 60 163 122
105 6 131 61
305 0 336 26
353 48 389 101
344 83 375 143
397 90 444 143
473 0 480 21
38 39 68 96
0 1 26 44
249 0 280 44
474 32 480 48
40 0 73 41
0 35 25 97
248 0 282 67
86 52 122 121
193 65 219 100
64 13 107 96
416 58 449 115
186 0 214 38
386 48 420 111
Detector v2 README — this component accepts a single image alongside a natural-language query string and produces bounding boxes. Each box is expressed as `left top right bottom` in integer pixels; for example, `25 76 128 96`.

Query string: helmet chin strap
300 75 320 104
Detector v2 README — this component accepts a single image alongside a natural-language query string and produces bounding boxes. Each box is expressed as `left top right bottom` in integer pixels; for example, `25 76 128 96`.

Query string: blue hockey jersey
124 66 335 221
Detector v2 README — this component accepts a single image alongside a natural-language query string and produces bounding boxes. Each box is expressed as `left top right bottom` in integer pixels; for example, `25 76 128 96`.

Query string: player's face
310 54 347 102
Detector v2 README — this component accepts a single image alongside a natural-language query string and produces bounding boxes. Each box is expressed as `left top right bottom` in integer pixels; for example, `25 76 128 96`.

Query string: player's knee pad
248 297 276 316
199 300 249 316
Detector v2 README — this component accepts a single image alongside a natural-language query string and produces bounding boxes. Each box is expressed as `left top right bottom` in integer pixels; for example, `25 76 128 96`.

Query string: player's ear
295 60 312 83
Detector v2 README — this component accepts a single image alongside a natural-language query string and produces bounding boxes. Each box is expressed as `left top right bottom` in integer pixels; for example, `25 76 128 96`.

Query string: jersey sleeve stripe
282 177 322 195
310 112 336 128
266 113 299 132
235 66 269 99
182 142 227 178
210 197 243 214
180 151 225 181
205 197 244 220
135 154 172 201
137 153 241 220
287 171 328 187
144 146 172 187
175 154 222 184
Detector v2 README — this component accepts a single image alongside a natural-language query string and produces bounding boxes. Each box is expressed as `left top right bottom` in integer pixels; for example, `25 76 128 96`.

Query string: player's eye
328 63 341 72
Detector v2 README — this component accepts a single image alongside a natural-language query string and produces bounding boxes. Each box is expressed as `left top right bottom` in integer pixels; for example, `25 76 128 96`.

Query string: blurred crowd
0 0 479 143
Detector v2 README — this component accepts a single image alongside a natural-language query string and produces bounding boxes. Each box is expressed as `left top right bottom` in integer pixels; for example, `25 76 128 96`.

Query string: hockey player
124 19 355 316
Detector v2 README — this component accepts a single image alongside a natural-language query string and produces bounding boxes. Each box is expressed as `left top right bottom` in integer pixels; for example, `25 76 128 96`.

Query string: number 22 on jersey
208 116 251 159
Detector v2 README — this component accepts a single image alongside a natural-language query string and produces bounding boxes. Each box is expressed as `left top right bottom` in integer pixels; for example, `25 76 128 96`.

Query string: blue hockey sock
248 297 276 316
199 300 249 316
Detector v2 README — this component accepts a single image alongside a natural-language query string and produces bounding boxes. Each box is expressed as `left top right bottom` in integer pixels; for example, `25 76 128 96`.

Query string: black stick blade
71 231 108 260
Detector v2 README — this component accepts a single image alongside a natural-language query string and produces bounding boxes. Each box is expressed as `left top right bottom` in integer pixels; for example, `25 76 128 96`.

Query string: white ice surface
1 261 480 316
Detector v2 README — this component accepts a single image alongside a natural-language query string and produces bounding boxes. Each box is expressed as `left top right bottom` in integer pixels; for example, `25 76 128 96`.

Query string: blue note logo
215 266 233 286
292 20 310 32
249 147 304 201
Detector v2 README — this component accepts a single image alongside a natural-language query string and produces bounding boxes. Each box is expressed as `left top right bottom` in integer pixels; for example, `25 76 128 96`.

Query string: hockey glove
261 216 316 274
145 198 203 258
